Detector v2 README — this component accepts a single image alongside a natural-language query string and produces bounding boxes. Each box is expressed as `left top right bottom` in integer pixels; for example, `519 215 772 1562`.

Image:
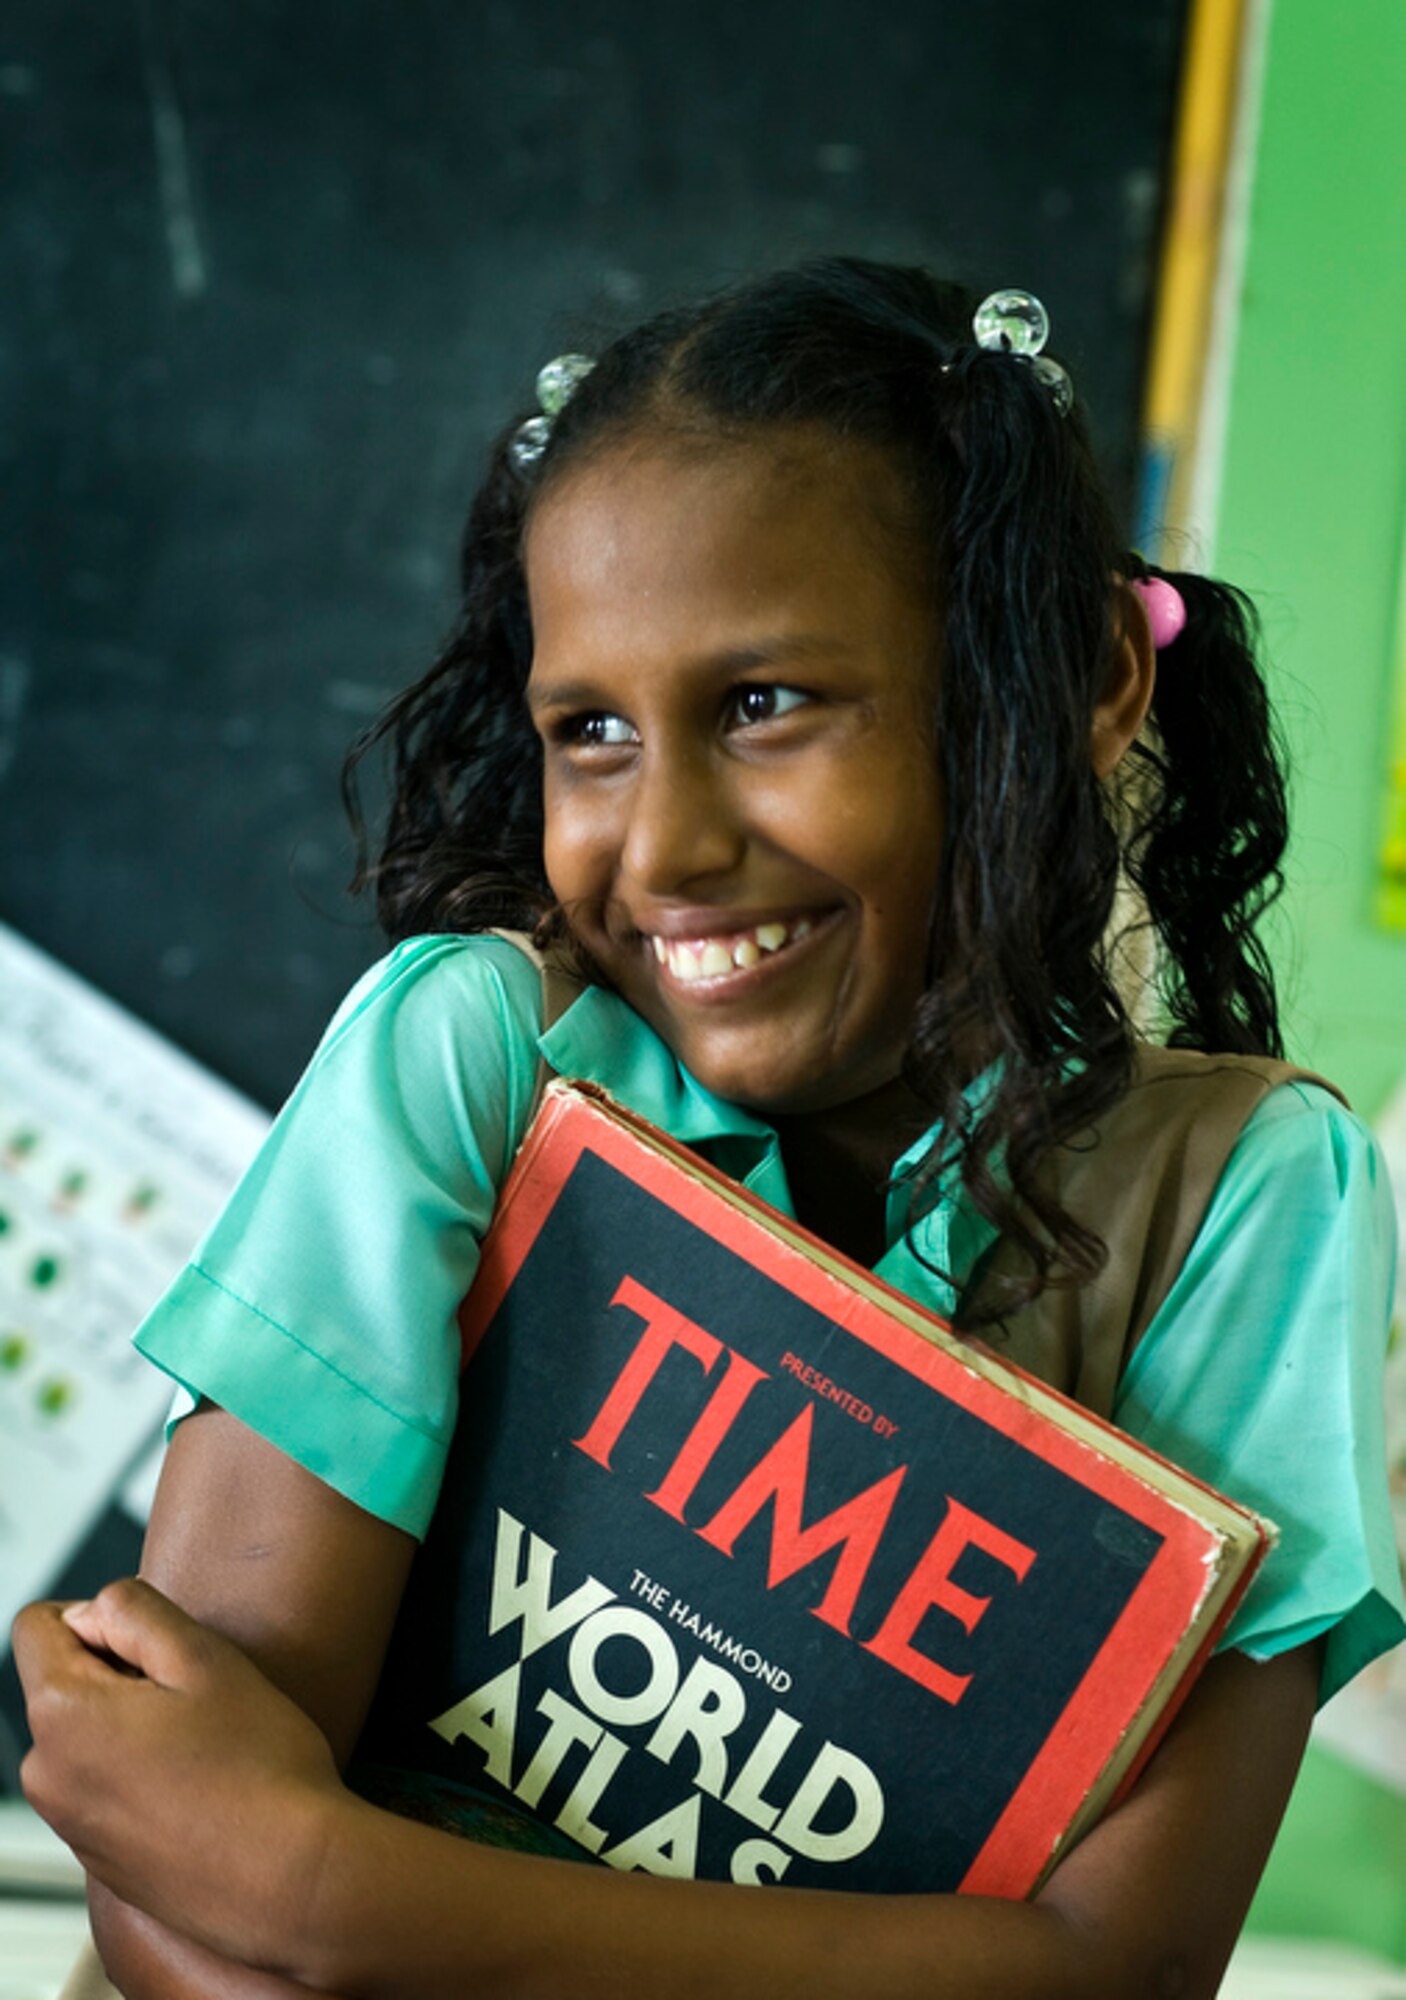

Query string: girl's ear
1091 578 1156 777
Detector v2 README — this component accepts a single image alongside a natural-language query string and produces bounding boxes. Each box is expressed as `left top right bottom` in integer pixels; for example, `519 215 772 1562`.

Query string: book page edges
1022 1540 1268 1893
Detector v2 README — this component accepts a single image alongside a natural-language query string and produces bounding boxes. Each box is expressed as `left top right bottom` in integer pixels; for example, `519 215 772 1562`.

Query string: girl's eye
564 711 638 747
729 684 812 727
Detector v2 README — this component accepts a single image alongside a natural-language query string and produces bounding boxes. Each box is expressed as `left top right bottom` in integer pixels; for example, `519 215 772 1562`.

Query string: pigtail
1125 567 1286 1056
901 351 1135 1309
343 427 550 940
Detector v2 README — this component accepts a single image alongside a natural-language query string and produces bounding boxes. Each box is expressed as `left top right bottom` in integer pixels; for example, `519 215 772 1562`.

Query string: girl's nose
619 748 746 894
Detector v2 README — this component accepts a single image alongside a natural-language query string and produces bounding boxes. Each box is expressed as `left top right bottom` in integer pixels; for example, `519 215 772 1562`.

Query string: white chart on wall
0 925 269 1637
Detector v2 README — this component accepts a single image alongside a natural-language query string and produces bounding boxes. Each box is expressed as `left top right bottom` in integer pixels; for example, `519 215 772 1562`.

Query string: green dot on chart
30 1254 60 1288
60 1169 89 1199
36 1377 74 1417
0 1333 27 1369
0 1209 10 1235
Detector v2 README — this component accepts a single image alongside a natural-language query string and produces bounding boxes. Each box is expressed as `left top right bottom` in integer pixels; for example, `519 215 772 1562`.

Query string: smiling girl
16 259 1405 2000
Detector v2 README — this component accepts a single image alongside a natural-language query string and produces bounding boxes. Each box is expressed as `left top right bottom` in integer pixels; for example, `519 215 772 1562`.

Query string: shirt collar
539 983 776 1153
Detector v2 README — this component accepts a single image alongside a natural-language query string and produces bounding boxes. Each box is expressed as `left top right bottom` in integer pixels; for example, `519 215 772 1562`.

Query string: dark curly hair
343 257 1287 1321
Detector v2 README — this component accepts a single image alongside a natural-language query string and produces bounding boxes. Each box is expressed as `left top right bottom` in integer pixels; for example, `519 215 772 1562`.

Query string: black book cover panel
353 1148 1164 1894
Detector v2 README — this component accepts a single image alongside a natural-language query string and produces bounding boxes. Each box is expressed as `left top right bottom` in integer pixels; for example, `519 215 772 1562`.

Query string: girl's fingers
10 1600 98 1702
15 1579 214 1694
58 1578 201 1685
16 1581 349 1970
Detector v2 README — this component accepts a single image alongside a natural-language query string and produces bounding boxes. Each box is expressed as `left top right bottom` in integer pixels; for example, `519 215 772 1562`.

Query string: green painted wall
1251 1750 1406 1962
1212 0 1406 1120
1209 0 1406 1955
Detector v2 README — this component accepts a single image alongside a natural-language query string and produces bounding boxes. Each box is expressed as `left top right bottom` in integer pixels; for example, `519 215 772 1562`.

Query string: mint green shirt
134 934 1405 1703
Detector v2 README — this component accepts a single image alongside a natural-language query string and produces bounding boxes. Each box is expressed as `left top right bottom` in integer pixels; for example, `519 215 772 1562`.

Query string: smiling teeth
651 917 815 983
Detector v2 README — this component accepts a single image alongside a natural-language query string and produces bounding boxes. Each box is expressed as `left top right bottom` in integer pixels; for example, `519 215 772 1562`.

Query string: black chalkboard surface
0 0 1187 1109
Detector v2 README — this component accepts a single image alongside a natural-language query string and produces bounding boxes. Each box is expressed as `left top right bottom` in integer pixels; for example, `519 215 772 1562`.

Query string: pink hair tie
1132 576 1187 650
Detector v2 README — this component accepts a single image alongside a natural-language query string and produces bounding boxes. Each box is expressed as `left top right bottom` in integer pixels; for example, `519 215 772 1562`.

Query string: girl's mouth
644 913 826 987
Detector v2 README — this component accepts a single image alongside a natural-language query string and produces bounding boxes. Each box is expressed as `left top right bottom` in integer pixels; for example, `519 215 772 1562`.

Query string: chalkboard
0 0 1188 1109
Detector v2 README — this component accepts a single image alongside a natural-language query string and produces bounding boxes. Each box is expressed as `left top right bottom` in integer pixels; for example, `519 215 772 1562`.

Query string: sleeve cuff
1219 1586 1406 1706
135 1263 451 1539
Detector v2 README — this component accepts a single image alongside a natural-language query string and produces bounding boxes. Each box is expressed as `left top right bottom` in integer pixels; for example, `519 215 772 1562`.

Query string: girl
15 259 1404 1999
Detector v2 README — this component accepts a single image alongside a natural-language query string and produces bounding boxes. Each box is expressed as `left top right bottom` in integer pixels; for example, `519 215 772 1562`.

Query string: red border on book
457 1088 1265 1899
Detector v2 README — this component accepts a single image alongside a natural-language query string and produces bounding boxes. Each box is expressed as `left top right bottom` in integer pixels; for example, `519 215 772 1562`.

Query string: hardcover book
352 1080 1273 1898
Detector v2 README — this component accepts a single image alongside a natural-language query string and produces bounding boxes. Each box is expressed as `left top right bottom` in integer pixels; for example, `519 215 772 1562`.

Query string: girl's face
524 431 944 1117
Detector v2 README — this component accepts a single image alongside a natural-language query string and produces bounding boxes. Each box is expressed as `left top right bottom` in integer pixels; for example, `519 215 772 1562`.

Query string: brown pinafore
963 1044 1344 1417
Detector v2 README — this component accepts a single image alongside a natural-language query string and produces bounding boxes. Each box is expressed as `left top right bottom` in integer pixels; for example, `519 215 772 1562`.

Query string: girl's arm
35 1405 418 2000
16 1409 1321 2000
305 1644 1319 2000
85 1895 350 2000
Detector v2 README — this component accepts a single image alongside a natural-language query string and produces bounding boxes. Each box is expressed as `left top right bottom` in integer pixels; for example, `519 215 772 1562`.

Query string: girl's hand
12 1579 347 1977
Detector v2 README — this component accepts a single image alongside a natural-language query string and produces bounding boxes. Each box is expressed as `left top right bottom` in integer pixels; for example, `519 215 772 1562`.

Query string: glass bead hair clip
950 289 1074 416
509 353 597 472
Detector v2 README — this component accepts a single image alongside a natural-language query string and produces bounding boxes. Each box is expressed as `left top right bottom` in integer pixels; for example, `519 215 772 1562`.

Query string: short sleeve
133 934 545 1538
1114 1081 1405 1704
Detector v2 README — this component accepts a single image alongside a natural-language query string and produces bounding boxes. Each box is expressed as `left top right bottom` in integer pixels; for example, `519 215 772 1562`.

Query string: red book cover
352 1081 1272 1898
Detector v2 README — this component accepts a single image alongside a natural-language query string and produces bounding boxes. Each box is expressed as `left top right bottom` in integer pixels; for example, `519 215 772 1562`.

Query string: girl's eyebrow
525 678 606 714
526 636 853 711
